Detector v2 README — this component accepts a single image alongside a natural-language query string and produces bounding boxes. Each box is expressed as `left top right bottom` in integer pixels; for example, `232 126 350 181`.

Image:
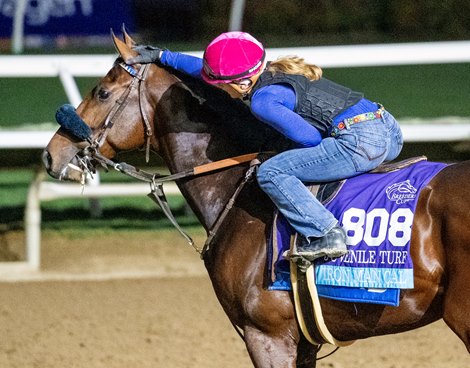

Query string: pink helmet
201 32 265 84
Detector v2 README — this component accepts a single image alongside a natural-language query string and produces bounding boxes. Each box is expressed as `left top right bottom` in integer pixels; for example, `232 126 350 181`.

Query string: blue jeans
257 110 403 238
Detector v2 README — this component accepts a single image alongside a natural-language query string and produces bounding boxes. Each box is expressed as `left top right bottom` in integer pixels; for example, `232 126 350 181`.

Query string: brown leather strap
138 64 153 163
200 163 258 258
193 153 259 175
370 155 427 173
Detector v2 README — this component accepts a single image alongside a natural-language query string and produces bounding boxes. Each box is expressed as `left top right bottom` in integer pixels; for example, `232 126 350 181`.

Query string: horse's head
42 29 177 182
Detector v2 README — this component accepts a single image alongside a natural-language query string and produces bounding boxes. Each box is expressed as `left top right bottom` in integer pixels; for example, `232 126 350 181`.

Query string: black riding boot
295 226 348 261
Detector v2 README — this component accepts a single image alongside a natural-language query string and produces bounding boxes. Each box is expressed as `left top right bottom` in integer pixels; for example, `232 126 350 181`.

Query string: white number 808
341 207 414 247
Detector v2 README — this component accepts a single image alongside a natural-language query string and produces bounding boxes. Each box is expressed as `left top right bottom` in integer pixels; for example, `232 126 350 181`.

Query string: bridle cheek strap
93 63 153 162
138 64 153 162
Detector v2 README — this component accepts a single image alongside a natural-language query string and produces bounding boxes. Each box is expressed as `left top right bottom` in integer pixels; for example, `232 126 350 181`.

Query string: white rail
2 121 470 152
1 41 470 271
2 40 470 78
24 171 181 270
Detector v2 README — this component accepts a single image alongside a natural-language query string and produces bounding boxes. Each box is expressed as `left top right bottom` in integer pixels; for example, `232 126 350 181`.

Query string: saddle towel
268 160 448 305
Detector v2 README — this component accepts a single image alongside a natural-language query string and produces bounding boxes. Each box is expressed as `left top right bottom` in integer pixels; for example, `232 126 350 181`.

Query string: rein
87 147 260 256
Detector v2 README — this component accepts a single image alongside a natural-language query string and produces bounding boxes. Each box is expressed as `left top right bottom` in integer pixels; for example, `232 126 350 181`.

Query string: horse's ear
111 28 138 63
121 24 136 47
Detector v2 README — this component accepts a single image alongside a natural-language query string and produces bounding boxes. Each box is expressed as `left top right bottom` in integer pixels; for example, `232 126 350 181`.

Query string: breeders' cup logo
386 180 417 204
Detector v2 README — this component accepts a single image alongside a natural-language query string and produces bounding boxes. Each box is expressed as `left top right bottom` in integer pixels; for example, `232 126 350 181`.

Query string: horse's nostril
42 150 52 170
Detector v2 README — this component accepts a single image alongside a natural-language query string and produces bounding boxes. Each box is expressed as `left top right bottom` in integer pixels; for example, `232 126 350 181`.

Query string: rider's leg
257 118 399 260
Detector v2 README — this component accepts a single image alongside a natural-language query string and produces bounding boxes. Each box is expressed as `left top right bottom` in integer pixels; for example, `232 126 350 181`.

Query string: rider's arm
160 51 203 79
250 84 322 147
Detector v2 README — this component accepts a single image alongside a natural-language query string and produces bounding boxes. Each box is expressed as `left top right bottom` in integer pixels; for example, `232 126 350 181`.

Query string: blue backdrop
0 0 135 37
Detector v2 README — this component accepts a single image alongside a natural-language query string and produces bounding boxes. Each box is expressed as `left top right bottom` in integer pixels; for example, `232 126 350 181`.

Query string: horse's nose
42 150 52 171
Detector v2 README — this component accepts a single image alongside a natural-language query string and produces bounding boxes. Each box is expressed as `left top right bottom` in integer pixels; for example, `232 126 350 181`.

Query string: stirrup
295 227 348 261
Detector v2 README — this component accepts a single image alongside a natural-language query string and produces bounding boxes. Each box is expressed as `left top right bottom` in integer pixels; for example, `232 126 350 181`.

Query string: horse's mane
170 69 295 154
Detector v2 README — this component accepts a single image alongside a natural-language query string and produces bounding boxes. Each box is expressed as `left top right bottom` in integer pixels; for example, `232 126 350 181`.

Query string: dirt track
0 230 468 367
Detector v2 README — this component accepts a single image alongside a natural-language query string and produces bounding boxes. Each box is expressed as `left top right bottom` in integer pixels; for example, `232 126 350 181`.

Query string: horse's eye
97 88 111 101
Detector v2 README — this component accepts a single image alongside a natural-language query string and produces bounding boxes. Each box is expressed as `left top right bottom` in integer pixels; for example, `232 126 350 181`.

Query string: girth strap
201 162 259 258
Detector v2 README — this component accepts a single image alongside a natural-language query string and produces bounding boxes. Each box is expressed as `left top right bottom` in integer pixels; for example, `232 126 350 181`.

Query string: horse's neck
164 139 248 231
155 84 251 231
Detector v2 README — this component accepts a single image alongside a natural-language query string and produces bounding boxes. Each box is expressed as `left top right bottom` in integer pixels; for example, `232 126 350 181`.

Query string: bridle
71 61 153 185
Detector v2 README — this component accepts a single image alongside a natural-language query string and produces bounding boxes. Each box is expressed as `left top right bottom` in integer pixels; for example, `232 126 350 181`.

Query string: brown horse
43 32 470 367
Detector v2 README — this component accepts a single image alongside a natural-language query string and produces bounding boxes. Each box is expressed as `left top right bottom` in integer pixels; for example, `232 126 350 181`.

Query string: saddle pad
267 160 448 305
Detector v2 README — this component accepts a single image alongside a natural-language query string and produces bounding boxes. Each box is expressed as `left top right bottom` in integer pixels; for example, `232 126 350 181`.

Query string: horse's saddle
314 155 428 203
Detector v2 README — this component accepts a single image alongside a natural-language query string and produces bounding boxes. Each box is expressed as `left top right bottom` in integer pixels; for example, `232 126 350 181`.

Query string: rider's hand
127 45 164 64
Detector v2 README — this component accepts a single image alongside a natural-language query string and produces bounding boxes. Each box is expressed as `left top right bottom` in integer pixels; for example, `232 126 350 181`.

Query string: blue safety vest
249 71 363 136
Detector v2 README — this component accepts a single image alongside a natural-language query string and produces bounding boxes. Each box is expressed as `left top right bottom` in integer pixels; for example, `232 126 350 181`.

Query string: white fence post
24 170 44 269
58 68 83 108
12 0 27 54
229 0 246 31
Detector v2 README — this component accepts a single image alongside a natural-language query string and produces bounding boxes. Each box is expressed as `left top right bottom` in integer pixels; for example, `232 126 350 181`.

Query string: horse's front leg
244 325 300 367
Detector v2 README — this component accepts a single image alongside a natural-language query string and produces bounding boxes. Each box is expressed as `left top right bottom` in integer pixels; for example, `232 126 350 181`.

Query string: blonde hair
267 56 323 81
